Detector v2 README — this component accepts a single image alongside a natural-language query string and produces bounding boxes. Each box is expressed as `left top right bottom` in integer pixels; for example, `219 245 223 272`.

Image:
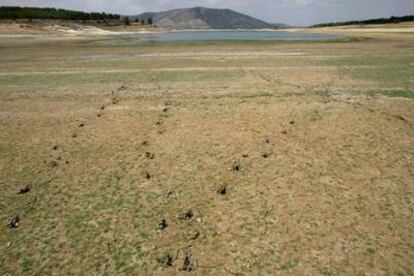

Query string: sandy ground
290 22 414 40
0 24 413 275
0 20 160 36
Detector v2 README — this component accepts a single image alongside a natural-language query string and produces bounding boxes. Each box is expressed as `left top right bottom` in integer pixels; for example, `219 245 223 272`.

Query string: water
131 30 344 42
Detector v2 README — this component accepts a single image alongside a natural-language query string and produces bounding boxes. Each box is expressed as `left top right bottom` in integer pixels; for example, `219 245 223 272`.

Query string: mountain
130 7 276 29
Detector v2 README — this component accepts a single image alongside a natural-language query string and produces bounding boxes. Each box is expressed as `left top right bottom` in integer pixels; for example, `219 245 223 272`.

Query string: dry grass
0 27 413 275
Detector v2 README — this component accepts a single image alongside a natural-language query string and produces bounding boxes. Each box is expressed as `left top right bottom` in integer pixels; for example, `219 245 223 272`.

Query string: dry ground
0 20 159 35
0 26 413 275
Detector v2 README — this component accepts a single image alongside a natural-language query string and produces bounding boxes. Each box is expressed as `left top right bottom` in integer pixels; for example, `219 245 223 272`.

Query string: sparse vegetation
0 22 413 275
123 16 130 26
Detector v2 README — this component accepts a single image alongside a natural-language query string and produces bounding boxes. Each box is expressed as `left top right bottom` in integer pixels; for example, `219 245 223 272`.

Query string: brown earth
0 24 413 275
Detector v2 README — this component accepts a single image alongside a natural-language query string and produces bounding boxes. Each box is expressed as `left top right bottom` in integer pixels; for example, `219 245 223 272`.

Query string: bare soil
0 24 413 275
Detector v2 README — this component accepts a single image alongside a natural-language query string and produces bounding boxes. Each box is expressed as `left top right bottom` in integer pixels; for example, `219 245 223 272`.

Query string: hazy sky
1 0 414 26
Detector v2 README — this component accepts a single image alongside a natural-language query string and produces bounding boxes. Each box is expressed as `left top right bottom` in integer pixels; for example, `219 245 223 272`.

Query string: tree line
123 17 153 25
135 18 153 25
0 6 121 21
312 15 414 28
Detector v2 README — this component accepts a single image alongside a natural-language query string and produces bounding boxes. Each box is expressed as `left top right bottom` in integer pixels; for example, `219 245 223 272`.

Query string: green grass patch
368 90 414 98
350 66 414 87
0 69 245 87
325 55 414 88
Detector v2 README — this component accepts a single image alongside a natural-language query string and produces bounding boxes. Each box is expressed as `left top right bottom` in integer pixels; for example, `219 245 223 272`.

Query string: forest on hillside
312 15 414 27
0 6 120 21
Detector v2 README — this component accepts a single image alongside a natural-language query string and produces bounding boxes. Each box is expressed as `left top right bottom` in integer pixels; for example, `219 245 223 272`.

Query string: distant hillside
269 23 291 29
0 6 120 21
312 15 414 28
130 7 276 29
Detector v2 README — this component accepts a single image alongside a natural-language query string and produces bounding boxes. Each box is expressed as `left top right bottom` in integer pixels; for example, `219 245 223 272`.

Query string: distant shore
0 20 413 39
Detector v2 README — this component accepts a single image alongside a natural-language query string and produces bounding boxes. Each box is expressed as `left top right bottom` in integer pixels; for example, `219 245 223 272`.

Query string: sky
1 0 414 26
